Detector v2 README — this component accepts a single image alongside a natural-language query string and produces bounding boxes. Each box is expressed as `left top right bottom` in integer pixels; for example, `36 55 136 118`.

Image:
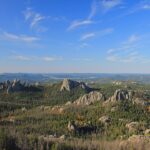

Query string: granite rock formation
60 79 90 92
74 91 104 105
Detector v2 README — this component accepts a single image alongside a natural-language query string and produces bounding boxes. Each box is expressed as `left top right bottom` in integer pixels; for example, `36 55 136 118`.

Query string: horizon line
0 72 150 75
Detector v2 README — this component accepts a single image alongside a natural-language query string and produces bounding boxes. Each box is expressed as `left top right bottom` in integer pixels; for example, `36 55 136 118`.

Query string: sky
0 0 150 73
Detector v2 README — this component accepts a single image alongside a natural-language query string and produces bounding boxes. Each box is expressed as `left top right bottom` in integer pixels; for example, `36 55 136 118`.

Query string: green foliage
0 82 149 149
0 128 19 150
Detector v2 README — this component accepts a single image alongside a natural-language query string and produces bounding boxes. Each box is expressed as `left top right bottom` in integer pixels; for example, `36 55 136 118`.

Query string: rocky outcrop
67 121 96 135
59 135 66 140
133 98 145 105
112 81 123 85
0 83 4 90
144 129 150 135
60 79 90 92
7 79 25 94
51 106 65 114
98 116 111 125
39 134 66 141
73 91 104 105
126 122 140 132
108 89 134 102
0 79 39 94
68 121 76 132
65 101 72 106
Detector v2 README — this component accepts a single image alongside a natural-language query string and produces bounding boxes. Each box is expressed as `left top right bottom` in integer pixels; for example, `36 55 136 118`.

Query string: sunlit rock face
74 91 104 105
109 89 133 102
60 79 89 92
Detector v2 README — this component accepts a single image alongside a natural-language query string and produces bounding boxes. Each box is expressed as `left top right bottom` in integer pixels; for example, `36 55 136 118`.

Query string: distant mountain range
0 73 150 83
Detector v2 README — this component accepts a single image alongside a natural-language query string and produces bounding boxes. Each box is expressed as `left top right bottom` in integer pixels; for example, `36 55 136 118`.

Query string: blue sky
0 0 150 73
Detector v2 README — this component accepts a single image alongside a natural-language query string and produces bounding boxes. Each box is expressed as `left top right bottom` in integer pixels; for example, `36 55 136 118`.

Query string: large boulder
74 91 104 105
60 79 89 92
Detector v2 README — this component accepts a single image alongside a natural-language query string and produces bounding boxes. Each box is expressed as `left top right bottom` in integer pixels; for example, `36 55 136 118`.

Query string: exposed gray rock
60 79 89 92
0 83 4 90
108 89 134 102
67 121 76 132
51 106 65 114
99 116 111 124
12 79 24 91
144 129 150 135
59 135 66 140
126 122 139 132
65 101 72 106
111 106 118 112
21 107 27 112
6 80 24 93
48 135 55 138
133 98 145 105
73 91 104 105
7 85 13 94
0 79 36 94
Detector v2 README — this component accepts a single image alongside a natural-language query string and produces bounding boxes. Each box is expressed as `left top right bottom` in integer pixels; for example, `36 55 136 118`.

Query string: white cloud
127 1 150 14
2 32 39 42
80 28 113 41
72 58 92 61
106 51 150 63
107 48 116 54
122 34 140 46
23 8 45 28
67 0 122 31
127 34 140 43
141 4 150 10
106 54 118 62
12 55 31 61
98 28 114 36
67 20 93 31
42 57 63 62
137 1 150 11
100 0 122 13
88 0 122 19
106 51 142 63
80 33 95 41
11 55 63 62
24 8 33 20
31 14 45 28
80 43 89 48
106 34 150 64
88 0 98 19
